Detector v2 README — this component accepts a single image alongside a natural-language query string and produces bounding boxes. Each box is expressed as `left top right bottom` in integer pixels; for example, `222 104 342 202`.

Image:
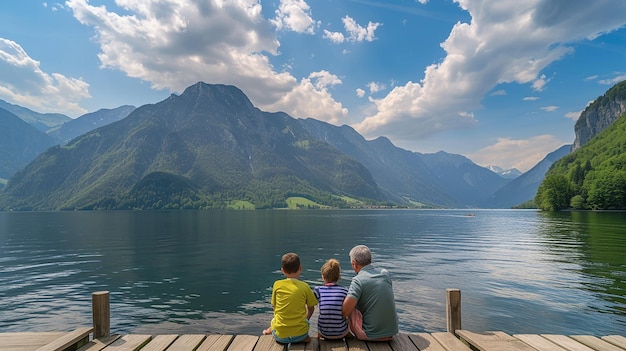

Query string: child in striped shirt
313 258 350 339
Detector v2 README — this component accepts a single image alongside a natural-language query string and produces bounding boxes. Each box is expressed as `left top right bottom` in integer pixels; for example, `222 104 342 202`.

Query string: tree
570 195 586 210
586 170 626 209
535 174 572 211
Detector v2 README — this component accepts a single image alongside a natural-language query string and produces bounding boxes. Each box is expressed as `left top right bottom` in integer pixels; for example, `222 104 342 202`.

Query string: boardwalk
2 330 626 351
5 290 624 351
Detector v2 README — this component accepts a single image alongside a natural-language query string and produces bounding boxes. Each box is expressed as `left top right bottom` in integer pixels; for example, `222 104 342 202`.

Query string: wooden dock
3 290 625 351
3 330 626 351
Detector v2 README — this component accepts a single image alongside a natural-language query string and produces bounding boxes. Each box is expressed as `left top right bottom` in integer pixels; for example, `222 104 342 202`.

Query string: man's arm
342 296 357 318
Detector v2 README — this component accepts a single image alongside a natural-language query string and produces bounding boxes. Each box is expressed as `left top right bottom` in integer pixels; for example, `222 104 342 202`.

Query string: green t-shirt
271 278 318 338
347 265 399 339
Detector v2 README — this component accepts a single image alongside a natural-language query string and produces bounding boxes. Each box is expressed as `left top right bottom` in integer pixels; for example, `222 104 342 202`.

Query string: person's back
349 265 398 338
343 245 398 341
314 258 349 339
264 253 317 344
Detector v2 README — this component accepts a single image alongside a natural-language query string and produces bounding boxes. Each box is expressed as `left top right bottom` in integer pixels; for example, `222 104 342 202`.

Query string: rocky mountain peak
572 80 626 151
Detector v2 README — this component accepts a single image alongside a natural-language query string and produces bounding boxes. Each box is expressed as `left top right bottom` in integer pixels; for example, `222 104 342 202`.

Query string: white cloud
263 71 347 124
367 82 386 94
66 0 346 124
523 96 539 101
356 88 365 98
323 29 345 44
532 74 550 91
324 16 381 44
271 0 317 34
599 74 626 85
565 111 581 121
308 70 342 90
0 38 89 116
354 0 626 143
342 16 381 42
540 105 558 112
490 89 506 96
468 135 567 172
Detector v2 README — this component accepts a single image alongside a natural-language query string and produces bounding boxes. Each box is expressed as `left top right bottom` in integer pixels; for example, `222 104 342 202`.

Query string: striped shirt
313 284 349 338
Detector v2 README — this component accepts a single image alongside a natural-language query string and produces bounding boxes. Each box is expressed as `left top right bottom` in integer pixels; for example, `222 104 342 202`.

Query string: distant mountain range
486 166 522 179
0 108 57 180
0 99 70 132
2 80 623 210
485 145 571 209
47 105 136 144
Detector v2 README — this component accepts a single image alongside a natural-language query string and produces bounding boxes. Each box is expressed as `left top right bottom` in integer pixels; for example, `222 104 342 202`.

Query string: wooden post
92 291 110 338
446 288 461 334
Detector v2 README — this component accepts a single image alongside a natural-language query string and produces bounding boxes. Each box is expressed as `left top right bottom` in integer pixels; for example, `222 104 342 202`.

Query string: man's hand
342 296 357 318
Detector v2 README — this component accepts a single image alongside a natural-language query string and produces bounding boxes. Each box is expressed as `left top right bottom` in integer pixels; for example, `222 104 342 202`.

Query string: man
342 245 399 341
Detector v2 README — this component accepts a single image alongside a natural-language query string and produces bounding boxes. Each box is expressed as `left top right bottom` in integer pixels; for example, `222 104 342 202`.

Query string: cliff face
572 81 626 151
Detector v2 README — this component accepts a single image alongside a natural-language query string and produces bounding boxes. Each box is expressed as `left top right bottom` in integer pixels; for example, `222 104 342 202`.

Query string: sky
1 1 626 172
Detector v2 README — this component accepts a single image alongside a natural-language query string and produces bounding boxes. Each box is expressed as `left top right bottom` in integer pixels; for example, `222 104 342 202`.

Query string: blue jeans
271 330 309 344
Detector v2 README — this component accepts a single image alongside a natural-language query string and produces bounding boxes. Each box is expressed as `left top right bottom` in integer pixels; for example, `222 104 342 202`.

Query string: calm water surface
0 209 624 336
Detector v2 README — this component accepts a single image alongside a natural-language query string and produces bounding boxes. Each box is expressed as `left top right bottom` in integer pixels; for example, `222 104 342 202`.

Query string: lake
0 209 625 336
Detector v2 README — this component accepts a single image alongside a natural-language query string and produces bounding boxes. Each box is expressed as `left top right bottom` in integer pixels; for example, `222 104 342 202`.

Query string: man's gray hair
349 245 372 266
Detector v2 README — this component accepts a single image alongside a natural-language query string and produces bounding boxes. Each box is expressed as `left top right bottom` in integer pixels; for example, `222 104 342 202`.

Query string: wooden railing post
446 288 461 334
92 291 110 338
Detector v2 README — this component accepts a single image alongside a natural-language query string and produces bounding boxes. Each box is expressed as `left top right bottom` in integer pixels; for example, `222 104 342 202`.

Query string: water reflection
0 210 625 335
536 211 626 333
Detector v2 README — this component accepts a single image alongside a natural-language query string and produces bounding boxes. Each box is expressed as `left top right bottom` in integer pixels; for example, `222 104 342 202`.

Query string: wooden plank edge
570 335 625 351
76 335 122 351
602 335 626 349
35 327 94 351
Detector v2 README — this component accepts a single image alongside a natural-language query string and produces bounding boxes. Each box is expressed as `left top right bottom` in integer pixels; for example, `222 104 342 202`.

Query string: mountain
484 145 571 208
417 151 509 207
299 118 457 207
47 105 136 143
486 165 521 179
536 112 626 210
0 83 383 210
0 99 70 132
536 80 626 211
0 107 58 181
572 80 626 151
299 118 510 207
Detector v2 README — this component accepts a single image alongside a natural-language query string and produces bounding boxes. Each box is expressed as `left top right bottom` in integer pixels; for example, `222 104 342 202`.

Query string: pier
2 290 625 351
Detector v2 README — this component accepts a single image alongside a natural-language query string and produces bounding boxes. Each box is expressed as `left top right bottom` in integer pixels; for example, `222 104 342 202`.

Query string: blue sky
1 1 626 172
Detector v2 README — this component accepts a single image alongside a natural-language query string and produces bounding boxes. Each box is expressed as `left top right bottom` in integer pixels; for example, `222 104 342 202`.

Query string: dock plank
408 333 447 351
35 327 93 351
513 334 568 351
196 335 235 351
389 334 416 351
226 335 258 351
136 335 178 351
431 332 472 351
602 335 626 349
541 335 595 351
252 335 285 351
456 330 537 351
318 338 347 351
571 335 626 351
4 332 626 351
289 338 318 351
166 334 206 351
344 338 368 351
0 332 66 351
101 334 152 351
77 335 122 351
